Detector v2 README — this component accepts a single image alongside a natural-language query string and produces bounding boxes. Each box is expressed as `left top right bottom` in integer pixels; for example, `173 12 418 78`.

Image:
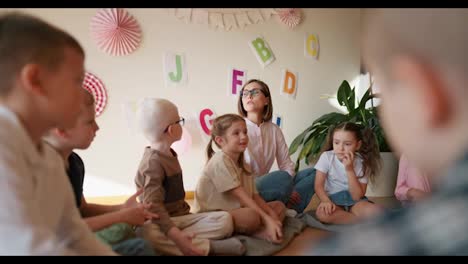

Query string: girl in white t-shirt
314 122 383 225
194 114 285 244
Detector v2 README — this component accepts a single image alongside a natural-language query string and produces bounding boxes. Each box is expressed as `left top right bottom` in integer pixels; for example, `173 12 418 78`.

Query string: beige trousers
136 211 233 256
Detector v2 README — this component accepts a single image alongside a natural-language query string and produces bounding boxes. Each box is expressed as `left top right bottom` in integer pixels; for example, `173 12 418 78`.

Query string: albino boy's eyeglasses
164 117 185 133
241 88 263 98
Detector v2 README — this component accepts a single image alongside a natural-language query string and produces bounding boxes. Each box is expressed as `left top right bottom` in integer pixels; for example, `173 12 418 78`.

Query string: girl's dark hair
237 79 273 122
206 114 250 174
320 122 382 183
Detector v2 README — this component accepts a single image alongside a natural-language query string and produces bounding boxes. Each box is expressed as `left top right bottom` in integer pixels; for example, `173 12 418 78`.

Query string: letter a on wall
228 68 247 97
164 52 188 87
249 36 275 67
280 69 298 100
305 33 319 60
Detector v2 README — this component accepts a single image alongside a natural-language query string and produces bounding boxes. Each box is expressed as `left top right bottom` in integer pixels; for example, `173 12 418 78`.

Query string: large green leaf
289 130 308 155
337 80 351 107
347 87 355 113
297 136 317 164
313 112 345 125
305 132 327 165
358 88 372 110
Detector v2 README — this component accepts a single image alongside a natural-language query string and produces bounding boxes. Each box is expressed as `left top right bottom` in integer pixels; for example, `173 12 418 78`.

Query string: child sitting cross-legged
194 114 286 244
134 98 245 256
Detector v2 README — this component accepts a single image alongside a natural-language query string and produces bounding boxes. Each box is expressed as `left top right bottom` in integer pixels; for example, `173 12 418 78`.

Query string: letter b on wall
249 36 275 68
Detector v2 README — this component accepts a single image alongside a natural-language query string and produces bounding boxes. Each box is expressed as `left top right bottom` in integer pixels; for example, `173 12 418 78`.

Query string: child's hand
169 228 205 256
123 188 144 209
317 201 336 215
342 151 355 171
264 216 283 244
121 203 159 226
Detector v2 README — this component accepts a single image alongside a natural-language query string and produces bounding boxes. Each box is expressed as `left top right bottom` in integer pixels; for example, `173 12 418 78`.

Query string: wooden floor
88 195 400 256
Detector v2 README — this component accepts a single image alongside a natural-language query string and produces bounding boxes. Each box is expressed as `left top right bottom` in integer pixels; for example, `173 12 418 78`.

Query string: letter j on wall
164 52 188 87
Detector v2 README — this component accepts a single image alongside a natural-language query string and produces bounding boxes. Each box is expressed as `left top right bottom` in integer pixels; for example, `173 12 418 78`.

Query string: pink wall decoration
83 72 108 117
171 126 192 156
90 8 142 56
278 9 302 29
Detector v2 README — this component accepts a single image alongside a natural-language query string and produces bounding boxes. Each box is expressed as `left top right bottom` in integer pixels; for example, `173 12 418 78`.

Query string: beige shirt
194 151 257 213
135 147 191 234
0 105 115 255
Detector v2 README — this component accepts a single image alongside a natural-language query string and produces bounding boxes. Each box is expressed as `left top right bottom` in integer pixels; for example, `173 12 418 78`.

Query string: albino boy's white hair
136 98 179 143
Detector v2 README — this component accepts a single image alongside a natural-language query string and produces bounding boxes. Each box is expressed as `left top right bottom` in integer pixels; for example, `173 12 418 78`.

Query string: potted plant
289 80 398 197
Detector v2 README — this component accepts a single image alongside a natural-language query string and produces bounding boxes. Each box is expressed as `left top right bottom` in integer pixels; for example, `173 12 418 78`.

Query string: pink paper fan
278 8 302 29
83 72 108 117
90 8 142 56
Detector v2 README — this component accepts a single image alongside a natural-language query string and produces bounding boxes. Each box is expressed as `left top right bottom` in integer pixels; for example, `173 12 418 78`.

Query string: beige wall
14 8 361 196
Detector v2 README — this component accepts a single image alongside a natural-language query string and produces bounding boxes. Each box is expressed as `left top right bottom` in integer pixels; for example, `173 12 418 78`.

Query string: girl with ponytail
194 114 285 244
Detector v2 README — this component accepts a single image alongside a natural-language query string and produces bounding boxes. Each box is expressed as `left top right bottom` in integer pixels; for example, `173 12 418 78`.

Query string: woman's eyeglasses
164 117 185 133
241 88 263 98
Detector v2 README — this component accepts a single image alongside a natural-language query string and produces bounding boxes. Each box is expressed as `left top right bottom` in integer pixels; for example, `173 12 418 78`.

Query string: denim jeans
292 167 317 213
329 190 369 212
255 167 317 213
255 170 292 205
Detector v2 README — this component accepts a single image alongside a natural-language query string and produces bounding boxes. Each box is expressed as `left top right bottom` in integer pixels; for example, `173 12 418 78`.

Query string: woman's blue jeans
255 167 316 213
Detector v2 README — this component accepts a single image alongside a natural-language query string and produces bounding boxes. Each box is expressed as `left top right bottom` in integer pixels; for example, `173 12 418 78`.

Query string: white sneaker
285 208 298 217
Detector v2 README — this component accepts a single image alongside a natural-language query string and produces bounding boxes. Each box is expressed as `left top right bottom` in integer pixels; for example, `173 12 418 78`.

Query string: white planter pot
365 152 399 197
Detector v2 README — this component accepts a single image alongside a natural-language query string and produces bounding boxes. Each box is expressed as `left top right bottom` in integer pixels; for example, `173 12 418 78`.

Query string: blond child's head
136 98 184 144
363 9 468 174
0 12 86 130
45 90 99 150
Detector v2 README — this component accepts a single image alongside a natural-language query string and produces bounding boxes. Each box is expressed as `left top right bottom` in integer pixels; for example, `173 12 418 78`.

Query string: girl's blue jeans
255 167 316 213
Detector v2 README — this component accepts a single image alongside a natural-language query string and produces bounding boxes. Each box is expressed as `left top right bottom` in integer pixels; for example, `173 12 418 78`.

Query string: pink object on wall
90 8 142 56
278 9 302 29
83 72 108 117
171 127 192 156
